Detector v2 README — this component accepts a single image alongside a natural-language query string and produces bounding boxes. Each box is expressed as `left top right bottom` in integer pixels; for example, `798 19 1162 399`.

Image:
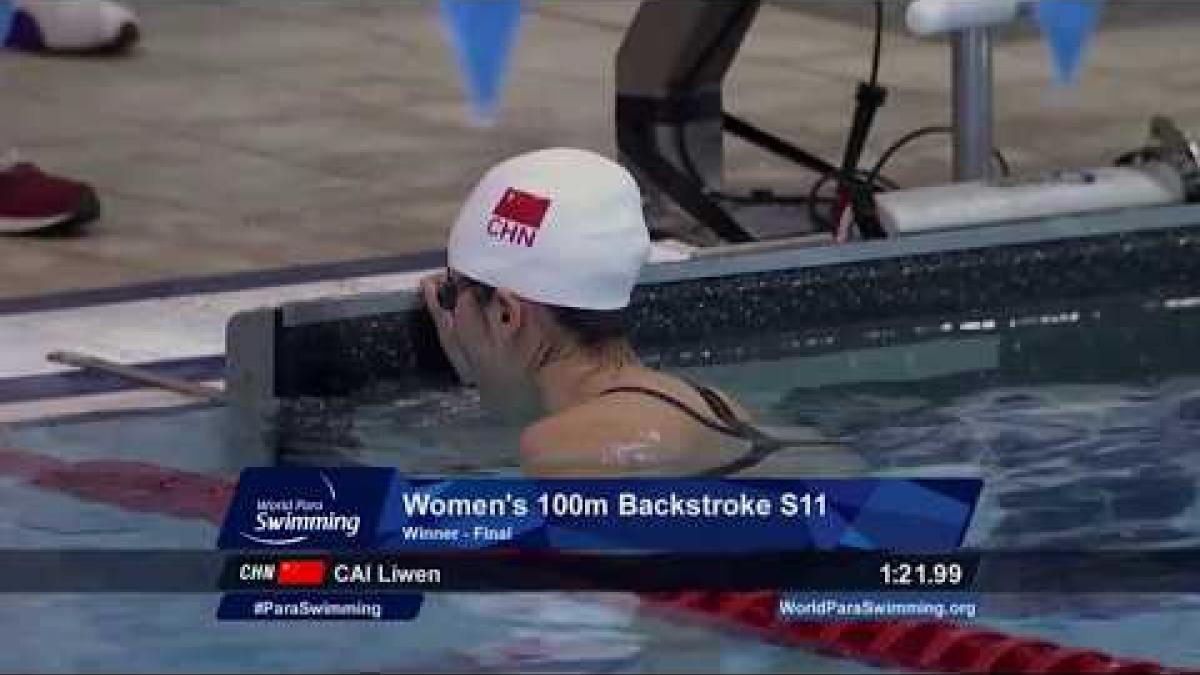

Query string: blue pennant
439 0 523 125
1036 0 1103 85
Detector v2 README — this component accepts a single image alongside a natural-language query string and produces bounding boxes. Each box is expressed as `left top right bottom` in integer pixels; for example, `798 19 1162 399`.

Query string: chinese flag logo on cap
487 188 551 248
492 188 551 229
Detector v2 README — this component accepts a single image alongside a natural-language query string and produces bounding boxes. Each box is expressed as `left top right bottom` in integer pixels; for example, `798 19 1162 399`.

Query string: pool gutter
224 203 1200 459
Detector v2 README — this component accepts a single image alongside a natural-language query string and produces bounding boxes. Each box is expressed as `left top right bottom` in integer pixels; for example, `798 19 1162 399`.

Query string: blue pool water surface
4 292 1200 672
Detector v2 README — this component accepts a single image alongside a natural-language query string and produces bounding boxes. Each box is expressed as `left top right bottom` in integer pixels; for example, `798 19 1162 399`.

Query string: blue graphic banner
218 469 980 553
217 592 423 621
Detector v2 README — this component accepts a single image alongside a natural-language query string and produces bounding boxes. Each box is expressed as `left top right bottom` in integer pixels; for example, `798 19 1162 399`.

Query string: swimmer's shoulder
519 398 686 477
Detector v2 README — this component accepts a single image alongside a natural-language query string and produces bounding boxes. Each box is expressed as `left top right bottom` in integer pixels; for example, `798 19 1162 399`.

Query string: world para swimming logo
239 471 362 546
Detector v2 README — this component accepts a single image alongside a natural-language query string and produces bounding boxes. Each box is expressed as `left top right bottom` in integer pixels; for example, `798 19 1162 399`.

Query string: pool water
338 292 1200 668
5 291 1200 672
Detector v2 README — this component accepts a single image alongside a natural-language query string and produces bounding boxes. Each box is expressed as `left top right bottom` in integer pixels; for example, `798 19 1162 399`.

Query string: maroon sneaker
0 161 100 234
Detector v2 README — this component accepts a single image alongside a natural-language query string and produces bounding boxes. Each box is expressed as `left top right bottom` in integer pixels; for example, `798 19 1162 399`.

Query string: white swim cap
447 147 651 310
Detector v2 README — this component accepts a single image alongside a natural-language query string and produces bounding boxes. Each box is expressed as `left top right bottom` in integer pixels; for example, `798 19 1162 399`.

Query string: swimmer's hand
421 273 476 386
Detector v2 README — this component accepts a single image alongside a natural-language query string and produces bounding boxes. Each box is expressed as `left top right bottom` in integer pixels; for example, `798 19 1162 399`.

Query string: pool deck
4 0 1200 424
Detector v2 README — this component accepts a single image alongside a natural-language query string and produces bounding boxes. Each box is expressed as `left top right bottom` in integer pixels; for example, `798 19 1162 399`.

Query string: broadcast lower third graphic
217 593 423 621
778 592 981 622
277 559 326 586
250 598 383 620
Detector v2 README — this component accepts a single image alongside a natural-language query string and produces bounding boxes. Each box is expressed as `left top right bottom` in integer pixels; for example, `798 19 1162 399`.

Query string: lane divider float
0 447 1180 674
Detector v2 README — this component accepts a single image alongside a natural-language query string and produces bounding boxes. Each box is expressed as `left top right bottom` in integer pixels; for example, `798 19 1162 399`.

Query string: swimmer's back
520 373 863 477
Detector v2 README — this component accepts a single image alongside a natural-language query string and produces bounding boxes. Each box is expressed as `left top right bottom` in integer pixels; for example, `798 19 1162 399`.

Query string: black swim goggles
435 271 494 312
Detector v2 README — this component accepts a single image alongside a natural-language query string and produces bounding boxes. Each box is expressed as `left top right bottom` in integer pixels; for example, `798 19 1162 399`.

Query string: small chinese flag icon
277 559 326 587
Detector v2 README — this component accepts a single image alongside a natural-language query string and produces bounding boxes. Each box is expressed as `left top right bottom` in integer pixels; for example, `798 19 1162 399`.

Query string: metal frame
615 0 857 244
952 27 996 180
615 0 762 242
614 0 1005 246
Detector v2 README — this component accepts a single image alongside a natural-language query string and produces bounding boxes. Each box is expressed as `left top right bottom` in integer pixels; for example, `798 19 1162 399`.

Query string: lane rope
0 447 1180 674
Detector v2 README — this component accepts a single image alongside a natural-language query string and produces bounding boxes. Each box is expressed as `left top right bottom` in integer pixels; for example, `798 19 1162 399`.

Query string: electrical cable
868 125 953 187
867 125 1012 188
807 168 897 232
671 0 1018 240
869 0 882 87
992 146 1011 177
813 0 888 236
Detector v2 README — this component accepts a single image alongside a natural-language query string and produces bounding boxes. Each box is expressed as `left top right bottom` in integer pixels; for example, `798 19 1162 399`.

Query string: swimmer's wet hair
466 278 628 347
547 304 627 347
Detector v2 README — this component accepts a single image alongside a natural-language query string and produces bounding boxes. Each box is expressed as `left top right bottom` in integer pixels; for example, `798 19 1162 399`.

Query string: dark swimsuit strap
598 385 743 436
598 381 789 477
